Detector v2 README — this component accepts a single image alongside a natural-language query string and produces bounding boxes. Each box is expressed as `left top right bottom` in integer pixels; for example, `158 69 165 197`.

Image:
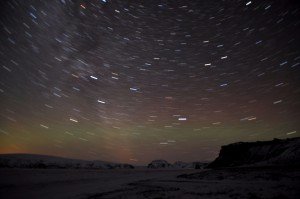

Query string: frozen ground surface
0 167 299 199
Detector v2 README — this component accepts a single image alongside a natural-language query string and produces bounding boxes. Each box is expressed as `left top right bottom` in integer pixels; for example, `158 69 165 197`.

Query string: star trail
0 0 299 164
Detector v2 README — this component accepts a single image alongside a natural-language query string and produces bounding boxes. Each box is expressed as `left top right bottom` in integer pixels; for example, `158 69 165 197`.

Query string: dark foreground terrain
0 167 299 199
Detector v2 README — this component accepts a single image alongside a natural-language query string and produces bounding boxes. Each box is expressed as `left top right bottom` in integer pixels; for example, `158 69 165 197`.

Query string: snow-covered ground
0 167 299 199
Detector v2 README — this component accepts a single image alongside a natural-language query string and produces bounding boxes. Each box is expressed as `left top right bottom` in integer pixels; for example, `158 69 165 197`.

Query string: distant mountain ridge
208 137 300 168
147 159 208 169
0 153 134 169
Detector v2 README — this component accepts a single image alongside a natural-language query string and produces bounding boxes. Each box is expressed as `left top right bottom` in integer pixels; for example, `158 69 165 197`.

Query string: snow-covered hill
0 154 134 169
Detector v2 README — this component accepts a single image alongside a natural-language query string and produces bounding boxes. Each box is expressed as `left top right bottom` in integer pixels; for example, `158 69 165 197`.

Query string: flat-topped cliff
208 137 300 168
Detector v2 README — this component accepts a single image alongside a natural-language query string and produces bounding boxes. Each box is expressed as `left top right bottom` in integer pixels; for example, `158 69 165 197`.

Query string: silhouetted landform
190 162 208 169
148 160 208 169
0 154 134 169
173 161 189 168
173 161 208 169
208 137 300 168
148 160 172 168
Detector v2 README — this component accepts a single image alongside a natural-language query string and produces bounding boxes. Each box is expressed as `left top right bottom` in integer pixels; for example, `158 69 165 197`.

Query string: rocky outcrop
173 161 189 169
109 164 135 169
173 161 207 169
147 160 208 169
208 137 300 168
0 154 134 169
147 160 172 168
191 162 208 169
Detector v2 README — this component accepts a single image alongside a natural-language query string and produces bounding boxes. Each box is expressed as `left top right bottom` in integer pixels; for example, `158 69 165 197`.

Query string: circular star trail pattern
0 0 299 164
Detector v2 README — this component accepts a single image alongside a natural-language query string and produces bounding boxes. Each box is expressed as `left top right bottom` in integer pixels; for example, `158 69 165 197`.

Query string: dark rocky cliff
208 137 300 168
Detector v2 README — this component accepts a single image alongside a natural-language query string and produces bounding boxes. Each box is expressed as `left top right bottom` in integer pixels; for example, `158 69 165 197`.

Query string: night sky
0 0 299 164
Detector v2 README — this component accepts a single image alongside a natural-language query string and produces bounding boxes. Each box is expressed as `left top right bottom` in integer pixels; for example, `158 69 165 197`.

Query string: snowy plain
1 167 299 199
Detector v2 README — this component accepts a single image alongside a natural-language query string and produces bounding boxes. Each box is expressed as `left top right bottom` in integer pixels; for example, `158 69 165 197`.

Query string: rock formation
147 160 172 168
208 137 300 168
